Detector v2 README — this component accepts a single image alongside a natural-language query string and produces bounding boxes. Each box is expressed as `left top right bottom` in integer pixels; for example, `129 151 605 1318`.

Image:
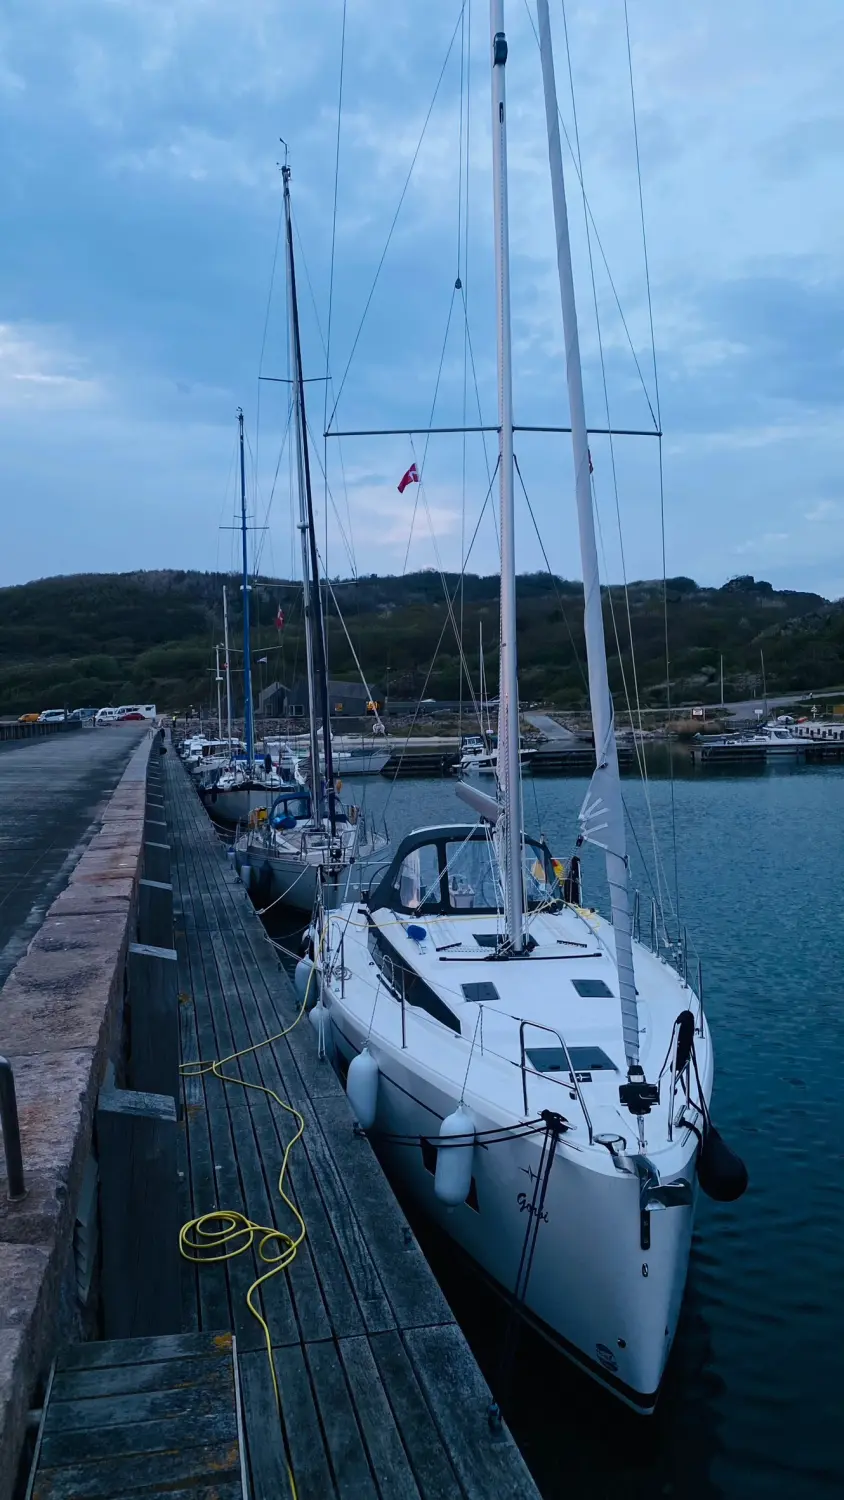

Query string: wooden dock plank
55 1331 231 1370
38 1408 238 1467
368 1331 463 1500
32 1441 241 1500
239 1346 335 1500
336 1337 423 1500
44 1383 231 1435
304 1339 379 1500
50 1352 232 1402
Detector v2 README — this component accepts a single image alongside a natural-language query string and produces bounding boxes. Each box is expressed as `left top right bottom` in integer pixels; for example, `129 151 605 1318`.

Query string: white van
95 708 118 725
116 704 157 721
38 709 67 723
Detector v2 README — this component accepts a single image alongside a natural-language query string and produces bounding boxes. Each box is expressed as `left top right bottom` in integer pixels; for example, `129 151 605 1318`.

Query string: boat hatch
526 1046 617 1076
571 978 614 998
460 982 500 1003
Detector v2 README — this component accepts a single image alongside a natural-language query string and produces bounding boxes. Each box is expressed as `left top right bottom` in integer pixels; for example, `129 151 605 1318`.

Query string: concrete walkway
524 711 576 741
0 727 146 990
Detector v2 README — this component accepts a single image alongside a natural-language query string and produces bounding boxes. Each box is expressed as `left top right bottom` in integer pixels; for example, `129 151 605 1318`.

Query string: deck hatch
571 978 614 998
461 982 500 1003
526 1046 617 1076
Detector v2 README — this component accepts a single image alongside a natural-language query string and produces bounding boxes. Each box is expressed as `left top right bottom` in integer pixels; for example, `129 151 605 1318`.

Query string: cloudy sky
2 1 843 597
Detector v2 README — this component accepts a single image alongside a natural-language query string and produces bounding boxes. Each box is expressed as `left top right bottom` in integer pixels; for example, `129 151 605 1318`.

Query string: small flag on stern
257 656 268 664
275 605 285 630
397 462 419 494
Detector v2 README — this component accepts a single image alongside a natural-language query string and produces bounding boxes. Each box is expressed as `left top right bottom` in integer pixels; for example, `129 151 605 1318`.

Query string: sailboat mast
536 0 639 1067
283 163 336 833
222 586 233 752
215 645 223 741
489 1 524 950
237 409 255 769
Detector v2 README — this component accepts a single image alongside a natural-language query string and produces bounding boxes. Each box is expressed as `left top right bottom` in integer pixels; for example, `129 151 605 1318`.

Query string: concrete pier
0 727 147 990
0 726 151 1499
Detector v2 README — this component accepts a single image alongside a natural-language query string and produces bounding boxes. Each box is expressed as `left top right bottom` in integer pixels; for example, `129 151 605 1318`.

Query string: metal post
650 898 658 952
633 889 640 943
0 1056 26 1201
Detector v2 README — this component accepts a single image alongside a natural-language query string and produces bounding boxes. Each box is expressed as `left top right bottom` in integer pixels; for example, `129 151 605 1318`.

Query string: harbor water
266 760 844 1500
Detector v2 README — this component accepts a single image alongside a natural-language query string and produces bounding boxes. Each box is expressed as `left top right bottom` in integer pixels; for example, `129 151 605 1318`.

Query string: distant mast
282 161 336 832
222 585 233 752
237 409 255 769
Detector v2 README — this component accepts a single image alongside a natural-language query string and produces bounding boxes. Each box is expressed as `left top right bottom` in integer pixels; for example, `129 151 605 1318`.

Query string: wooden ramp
164 755 540 1500
28 1331 246 1499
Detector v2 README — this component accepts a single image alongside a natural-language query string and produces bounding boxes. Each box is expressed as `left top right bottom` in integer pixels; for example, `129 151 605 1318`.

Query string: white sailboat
234 160 386 909
312 0 746 1412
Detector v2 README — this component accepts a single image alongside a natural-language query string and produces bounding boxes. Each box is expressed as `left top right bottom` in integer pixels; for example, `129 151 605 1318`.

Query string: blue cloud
1 0 844 599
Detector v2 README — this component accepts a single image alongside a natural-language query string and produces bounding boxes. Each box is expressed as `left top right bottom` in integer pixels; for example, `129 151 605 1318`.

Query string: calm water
271 762 844 1499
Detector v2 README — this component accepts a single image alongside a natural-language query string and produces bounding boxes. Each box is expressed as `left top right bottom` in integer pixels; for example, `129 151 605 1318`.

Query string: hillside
0 568 841 716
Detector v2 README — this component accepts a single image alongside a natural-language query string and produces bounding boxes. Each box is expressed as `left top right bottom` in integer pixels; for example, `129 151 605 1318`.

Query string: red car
117 711 145 722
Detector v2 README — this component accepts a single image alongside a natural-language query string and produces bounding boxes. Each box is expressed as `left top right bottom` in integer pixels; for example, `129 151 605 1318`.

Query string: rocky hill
0 568 840 715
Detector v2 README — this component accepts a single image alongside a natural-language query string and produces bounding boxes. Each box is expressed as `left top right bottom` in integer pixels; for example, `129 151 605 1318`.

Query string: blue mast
237 408 255 768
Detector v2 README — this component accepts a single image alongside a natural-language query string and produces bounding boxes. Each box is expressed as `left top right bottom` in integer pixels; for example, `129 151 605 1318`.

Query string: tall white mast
222 586 233 752
536 0 640 1067
490 0 524 951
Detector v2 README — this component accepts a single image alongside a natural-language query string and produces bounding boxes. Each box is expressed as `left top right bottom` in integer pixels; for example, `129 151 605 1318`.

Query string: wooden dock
28 1332 247 1499
164 752 538 1498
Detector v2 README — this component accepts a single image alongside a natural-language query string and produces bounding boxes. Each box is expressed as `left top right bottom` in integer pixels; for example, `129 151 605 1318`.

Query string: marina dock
2 730 539 1499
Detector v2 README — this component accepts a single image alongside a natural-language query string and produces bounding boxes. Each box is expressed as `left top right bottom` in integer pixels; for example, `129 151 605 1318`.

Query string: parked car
37 709 67 723
115 703 157 721
69 707 97 721
95 707 118 725
18 712 40 723
116 711 146 722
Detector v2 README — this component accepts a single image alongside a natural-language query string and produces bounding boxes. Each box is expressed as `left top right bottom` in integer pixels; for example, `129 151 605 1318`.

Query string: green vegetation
0 568 841 716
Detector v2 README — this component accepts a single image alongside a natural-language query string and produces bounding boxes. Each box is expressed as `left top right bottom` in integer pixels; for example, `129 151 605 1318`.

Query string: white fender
294 957 319 1005
346 1046 379 1130
239 863 251 889
309 998 330 1053
434 1105 476 1207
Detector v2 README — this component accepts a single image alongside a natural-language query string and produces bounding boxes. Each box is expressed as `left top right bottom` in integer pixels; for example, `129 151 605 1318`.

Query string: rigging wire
622 0 680 924
292 211 357 578
558 0 673 934
400 282 459 575
382 464 499 816
521 0 658 429
326 2 468 430
255 173 287 536
324 0 349 580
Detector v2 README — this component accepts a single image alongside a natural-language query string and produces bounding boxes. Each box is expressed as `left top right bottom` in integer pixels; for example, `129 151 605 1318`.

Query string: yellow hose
179 947 323 1500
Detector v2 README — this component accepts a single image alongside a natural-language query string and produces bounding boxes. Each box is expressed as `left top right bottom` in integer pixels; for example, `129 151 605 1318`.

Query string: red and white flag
275 605 285 630
397 462 419 494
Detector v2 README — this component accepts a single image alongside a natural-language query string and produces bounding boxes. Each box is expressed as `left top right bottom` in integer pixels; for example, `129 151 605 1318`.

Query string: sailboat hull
200 784 276 827
323 992 700 1412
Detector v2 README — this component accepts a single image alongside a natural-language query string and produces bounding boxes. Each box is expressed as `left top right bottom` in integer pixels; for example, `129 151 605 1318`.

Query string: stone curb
0 733 154 1500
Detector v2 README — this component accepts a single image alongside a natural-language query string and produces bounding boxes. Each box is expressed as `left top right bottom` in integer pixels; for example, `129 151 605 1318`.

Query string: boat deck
165 753 539 1499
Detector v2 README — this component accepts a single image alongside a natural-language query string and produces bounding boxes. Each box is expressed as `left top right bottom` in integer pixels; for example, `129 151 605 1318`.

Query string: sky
2 1 844 597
